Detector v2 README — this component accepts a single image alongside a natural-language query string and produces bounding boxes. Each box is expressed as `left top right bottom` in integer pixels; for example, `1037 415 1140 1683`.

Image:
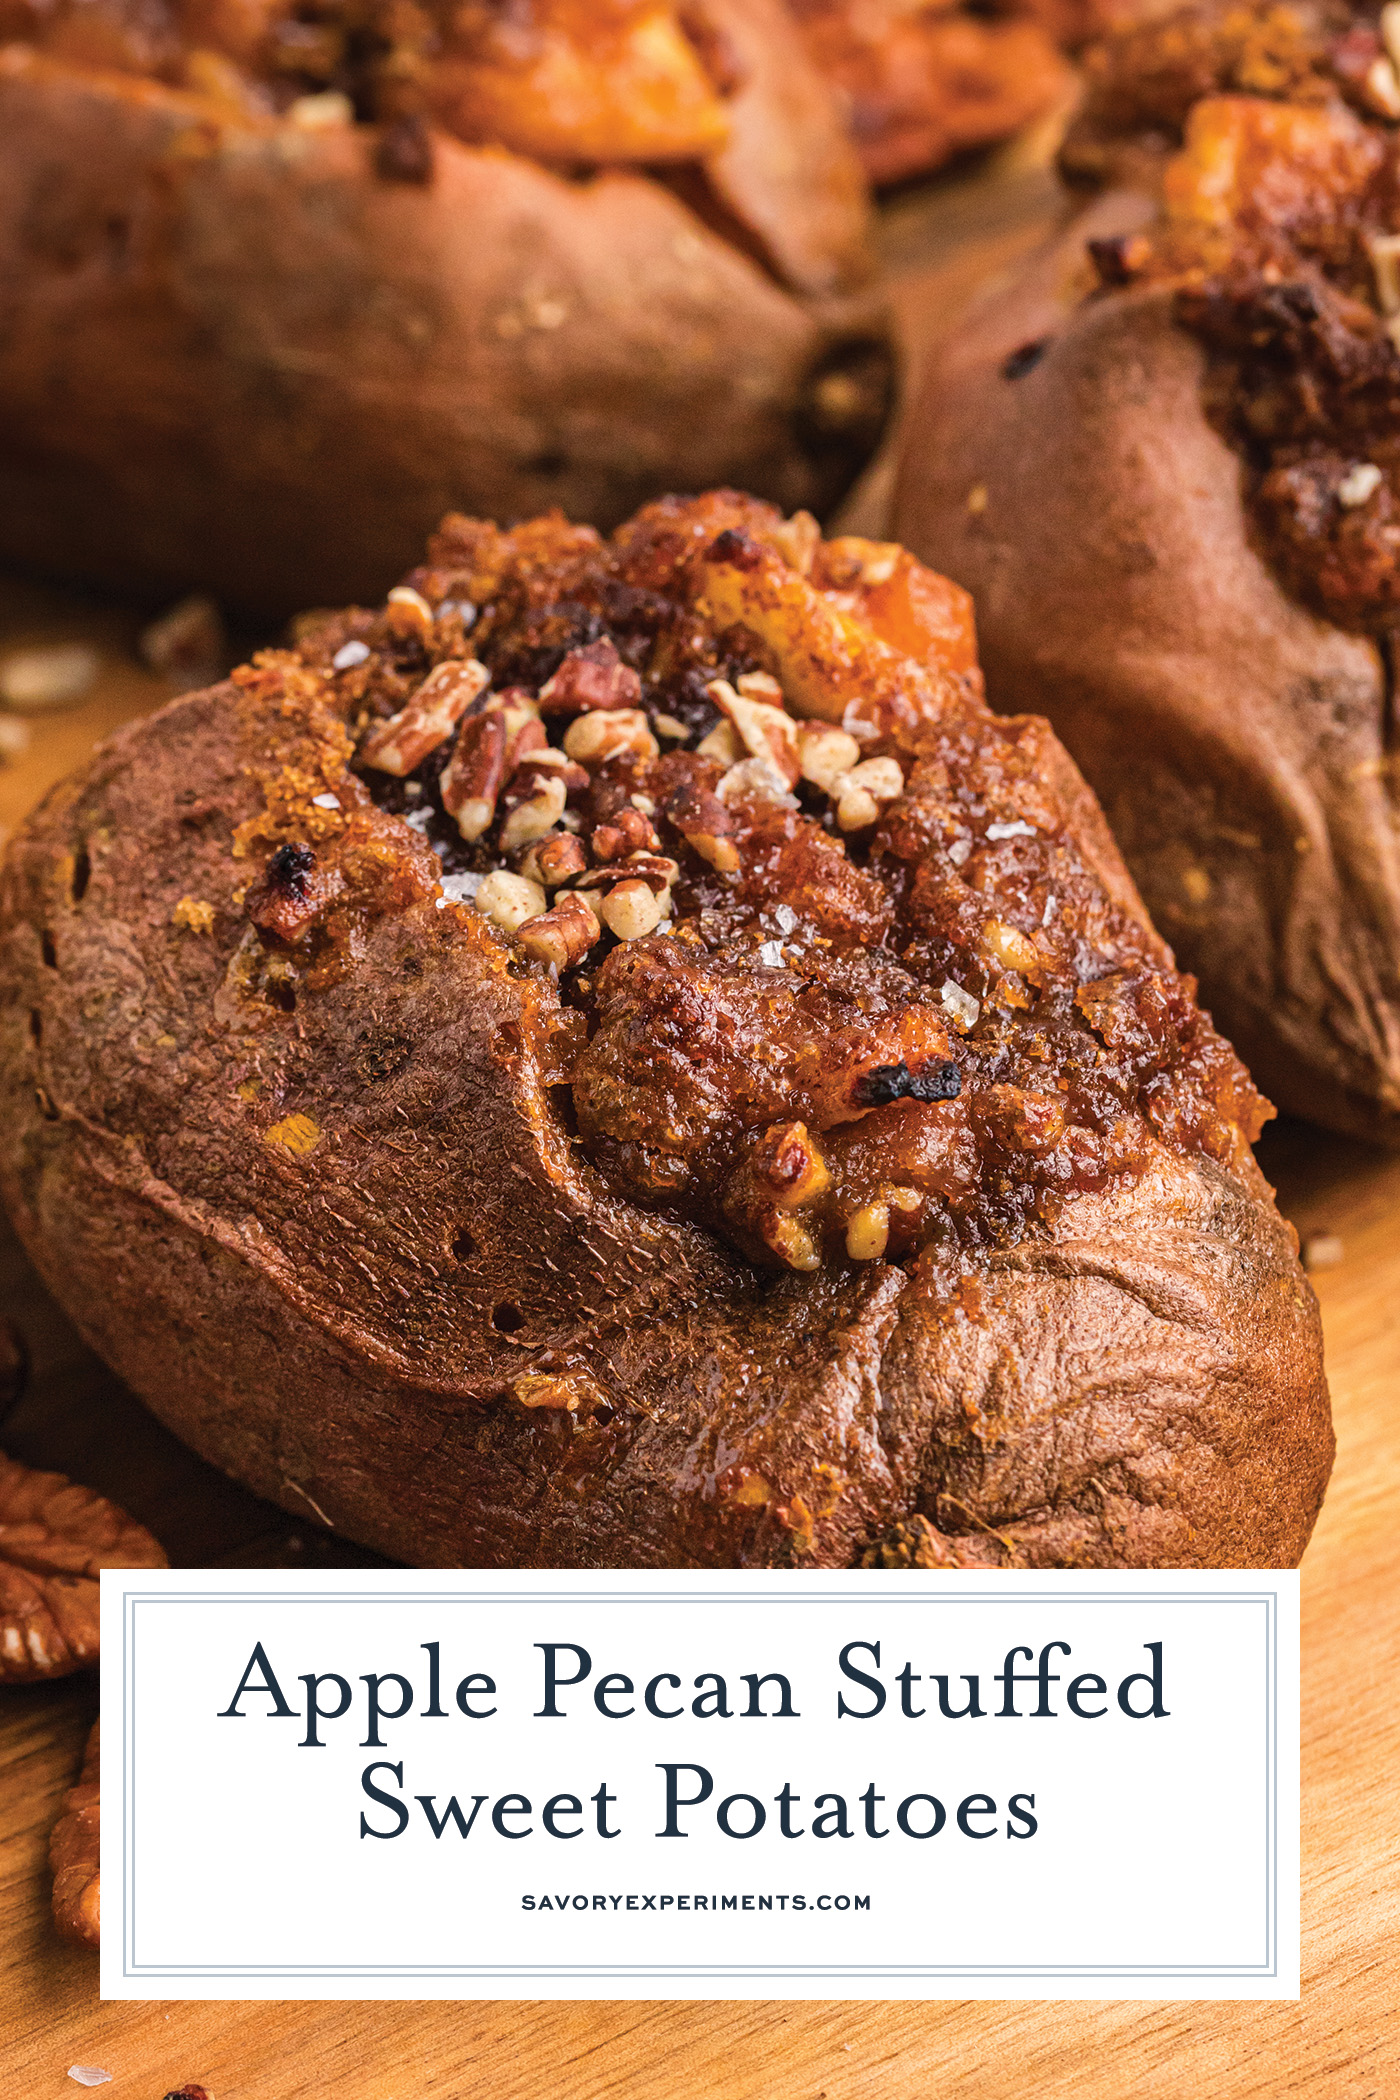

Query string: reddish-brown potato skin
0 20 879 618
895 193 1400 1144
0 664 1331 1569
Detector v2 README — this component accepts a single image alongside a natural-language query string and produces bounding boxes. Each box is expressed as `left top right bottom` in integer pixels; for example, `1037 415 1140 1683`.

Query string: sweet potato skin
0 665 1332 1568
894 193 1400 1143
0 35 879 617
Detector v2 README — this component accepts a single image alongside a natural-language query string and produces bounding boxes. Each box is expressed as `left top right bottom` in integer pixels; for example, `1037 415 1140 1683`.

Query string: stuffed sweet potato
0 1 883 615
0 493 1331 1568
896 0 1400 1142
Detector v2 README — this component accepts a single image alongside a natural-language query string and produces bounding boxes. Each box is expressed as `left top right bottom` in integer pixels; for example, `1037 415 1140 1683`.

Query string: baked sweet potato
0 1 883 615
0 493 1331 1568
895 1 1400 1141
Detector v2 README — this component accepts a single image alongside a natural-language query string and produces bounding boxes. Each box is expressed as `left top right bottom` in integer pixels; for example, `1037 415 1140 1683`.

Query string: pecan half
357 658 489 775
0 1453 166 1682
51 1718 100 1948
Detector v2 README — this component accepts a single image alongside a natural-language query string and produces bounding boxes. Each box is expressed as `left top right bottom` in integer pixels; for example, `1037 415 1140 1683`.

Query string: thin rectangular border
118 1584 1283 1984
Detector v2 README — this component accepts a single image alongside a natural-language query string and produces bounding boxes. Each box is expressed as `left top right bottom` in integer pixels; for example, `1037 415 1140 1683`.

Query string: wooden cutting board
1 143 1397 2099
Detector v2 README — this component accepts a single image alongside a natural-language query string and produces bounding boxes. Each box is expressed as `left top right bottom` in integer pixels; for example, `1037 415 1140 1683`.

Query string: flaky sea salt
939 979 980 1030
758 940 786 968
986 820 1035 840
67 2070 112 2089
331 640 370 670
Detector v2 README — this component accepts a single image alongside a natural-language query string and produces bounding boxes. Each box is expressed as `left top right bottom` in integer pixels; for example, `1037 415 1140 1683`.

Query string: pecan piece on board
0 1452 166 1682
50 1717 100 1947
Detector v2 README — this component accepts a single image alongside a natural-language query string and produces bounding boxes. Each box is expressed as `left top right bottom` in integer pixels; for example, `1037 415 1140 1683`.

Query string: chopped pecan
517 891 601 968
0 1453 166 1682
441 709 508 841
358 658 490 775
747 1120 830 1208
383 584 434 640
500 771 568 851
718 756 796 807
572 853 679 897
835 756 904 833
476 870 546 933
51 1718 100 1948
796 722 861 794
708 677 800 789
539 638 642 714
502 715 547 772
665 779 740 873
535 832 590 887
696 719 742 764
771 510 820 576
506 751 589 801
591 807 660 860
598 877 668 941
562 709 658 767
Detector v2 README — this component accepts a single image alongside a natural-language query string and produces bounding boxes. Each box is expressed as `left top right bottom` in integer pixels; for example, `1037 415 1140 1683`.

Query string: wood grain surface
0 146 1397 2100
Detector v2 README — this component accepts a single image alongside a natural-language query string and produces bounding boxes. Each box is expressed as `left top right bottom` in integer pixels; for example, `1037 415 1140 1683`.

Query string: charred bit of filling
1066 0 1400 633
236 491 1266 1279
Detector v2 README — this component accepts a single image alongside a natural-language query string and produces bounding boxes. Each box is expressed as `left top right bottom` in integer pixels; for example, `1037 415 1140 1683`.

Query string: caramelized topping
239 491 1268 1276
1067 1 1400 632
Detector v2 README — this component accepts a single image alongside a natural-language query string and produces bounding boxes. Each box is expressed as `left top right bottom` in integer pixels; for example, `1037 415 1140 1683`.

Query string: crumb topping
235 490 1267 1276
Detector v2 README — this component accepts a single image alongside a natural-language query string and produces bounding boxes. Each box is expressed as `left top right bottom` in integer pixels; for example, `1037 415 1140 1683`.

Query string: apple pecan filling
238 491 1266 1275
1067 0 1400 633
